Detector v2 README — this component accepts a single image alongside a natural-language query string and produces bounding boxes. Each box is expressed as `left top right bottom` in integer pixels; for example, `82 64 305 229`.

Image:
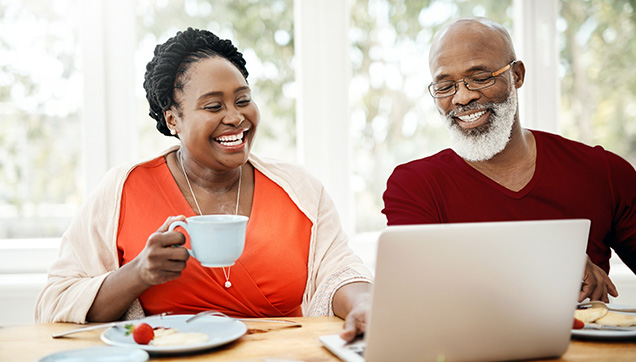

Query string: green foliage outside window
560 0 636 163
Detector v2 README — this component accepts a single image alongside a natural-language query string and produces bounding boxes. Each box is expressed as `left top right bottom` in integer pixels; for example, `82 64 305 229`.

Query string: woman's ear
164 108 178 135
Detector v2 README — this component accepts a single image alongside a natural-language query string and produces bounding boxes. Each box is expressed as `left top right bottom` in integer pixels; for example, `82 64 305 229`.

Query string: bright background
1 0 635 323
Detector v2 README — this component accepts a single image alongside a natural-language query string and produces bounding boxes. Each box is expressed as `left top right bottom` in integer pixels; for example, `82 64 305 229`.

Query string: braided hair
143 28 249 136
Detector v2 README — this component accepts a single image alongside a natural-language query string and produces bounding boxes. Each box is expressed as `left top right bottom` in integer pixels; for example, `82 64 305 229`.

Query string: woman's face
166 56 259 171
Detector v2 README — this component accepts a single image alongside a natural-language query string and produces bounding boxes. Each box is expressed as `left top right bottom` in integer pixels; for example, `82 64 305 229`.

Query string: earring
170 128 177 135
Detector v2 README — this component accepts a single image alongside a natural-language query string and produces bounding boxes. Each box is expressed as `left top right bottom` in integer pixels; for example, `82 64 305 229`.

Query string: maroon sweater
382 130 636 274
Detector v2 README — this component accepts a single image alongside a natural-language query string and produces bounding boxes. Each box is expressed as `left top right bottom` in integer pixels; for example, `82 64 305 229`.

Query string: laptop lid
363 219 590 362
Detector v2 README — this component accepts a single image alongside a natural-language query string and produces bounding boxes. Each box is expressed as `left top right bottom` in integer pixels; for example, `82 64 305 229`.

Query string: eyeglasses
428 60 517 98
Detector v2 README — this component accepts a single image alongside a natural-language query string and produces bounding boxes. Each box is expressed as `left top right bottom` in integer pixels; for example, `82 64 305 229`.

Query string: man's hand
579 256 618 302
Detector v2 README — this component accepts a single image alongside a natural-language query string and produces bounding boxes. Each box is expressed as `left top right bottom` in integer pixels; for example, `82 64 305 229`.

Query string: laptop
321 219 590 362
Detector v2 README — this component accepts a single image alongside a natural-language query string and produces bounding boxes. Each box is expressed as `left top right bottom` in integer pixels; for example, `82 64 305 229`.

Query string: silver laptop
321 219 590 362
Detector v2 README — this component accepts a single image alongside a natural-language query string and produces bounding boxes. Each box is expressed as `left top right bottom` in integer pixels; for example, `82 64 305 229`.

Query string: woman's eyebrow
197 86 251 102
197 91 223 102
235 86 250 94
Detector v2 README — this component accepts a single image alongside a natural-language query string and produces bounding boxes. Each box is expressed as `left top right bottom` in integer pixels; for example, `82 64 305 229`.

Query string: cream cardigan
35 146 373 323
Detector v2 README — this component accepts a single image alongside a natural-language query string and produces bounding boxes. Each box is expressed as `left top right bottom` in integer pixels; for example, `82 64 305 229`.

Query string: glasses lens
466 72 495 90
429 81 455 97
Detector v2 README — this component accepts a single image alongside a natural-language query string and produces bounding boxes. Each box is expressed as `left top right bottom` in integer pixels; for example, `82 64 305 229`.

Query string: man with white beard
382 17 636 303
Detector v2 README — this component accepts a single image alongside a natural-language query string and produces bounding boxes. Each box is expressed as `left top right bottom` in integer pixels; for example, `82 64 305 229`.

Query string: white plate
571 304 636 340
101 314 247 354
571 328 636 340
39 346 149 361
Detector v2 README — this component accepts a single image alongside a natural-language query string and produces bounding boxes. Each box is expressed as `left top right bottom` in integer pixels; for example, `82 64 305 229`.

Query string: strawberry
572 317 585 330
125 322 155 344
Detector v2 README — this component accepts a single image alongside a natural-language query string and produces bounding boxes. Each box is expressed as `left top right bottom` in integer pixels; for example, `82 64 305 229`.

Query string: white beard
443 89 518 162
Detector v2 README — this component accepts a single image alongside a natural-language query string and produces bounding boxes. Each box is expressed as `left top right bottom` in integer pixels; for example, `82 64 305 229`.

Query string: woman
35 28 372 341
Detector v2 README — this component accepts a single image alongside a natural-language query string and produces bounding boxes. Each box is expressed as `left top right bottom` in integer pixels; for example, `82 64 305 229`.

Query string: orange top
116 156 311 317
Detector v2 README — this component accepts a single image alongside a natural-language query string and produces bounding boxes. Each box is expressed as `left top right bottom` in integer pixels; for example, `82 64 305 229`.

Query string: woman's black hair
143 27 249 136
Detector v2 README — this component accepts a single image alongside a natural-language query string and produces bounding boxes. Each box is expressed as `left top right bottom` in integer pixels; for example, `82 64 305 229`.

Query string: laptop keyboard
345 342 365 356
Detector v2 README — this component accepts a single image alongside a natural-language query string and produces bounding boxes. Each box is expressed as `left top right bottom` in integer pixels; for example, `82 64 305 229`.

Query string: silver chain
178 151 241 216
178 150 241 288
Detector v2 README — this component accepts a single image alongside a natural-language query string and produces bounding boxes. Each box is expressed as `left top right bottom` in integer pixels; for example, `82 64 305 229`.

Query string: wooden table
1 317 635 361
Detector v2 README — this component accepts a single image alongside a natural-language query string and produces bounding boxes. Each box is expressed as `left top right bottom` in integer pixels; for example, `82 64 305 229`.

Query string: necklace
179 151 241 288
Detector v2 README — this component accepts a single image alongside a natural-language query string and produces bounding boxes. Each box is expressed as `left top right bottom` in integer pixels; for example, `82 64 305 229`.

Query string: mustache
447 102 496 119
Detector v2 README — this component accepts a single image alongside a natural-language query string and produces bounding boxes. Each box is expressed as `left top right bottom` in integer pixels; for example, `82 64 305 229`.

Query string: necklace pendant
224 281 232 288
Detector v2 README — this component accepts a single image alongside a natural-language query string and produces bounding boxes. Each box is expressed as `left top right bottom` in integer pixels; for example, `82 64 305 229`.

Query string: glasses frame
428 60 518 98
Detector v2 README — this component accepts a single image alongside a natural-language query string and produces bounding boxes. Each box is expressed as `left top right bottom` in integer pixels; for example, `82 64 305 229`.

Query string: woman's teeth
458 110 486 123
215 133 244 146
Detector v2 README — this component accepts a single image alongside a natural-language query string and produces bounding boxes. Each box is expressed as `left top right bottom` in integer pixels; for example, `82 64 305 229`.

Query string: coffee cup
168 214 248 267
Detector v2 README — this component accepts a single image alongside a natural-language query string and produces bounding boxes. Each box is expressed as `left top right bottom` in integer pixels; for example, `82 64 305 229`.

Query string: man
382 17 636 302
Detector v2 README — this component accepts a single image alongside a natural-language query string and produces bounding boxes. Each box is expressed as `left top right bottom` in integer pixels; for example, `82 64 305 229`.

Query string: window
2 0 634 241
0 0 82 239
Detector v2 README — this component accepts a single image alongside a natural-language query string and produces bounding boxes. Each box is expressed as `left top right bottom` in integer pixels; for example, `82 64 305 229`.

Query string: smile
457 110 487 123
215 131 246 146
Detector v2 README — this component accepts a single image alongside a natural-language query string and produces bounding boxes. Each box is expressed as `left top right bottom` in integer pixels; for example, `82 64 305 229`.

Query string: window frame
514 0 560 134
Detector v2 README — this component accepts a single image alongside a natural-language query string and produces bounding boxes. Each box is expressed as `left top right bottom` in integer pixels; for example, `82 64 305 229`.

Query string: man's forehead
429 20 511 77
430 41 499 77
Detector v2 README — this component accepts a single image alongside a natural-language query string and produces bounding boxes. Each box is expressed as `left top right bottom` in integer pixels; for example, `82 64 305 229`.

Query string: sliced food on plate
575 306 636 327
594 312 636 327
152 327 209 346
574 306 608 323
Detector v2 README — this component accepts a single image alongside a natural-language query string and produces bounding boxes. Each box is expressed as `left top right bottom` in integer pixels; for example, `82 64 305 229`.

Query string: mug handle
168 220 194 257
168 220 187 232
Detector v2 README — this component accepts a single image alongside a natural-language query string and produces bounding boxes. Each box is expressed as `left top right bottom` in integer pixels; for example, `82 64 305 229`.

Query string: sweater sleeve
605 151 636 273
303 185 373 316
382 163 441 225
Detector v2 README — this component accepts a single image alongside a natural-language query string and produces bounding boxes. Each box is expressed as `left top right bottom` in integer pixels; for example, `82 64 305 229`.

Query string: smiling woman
0 0 304 326
35 27 373 343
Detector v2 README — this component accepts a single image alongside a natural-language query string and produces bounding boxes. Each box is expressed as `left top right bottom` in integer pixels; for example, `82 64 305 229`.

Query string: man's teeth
458 110 486 122
215 133 244 146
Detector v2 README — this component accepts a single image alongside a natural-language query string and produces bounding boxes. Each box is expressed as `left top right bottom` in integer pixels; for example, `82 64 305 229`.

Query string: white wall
0 239 59 324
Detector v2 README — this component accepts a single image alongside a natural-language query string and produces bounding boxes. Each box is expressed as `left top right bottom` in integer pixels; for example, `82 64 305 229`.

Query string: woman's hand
87 216 189 322
333 281 373 342
134 215 190 286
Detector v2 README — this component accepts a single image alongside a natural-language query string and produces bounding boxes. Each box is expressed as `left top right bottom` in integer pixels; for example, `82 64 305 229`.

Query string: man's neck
465 126 537 192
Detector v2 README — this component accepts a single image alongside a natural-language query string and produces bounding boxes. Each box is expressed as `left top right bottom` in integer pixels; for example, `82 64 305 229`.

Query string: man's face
429 23 519 161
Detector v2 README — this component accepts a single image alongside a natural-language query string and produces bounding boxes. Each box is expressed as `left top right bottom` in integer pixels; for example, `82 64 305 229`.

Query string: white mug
168 214 248 267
